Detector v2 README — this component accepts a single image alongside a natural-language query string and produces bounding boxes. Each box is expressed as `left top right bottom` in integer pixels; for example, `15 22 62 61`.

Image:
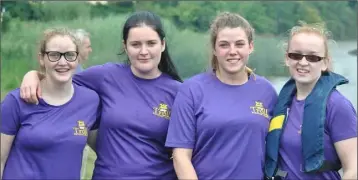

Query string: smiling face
213 27 253 75
39 35 78 84
124 25 165 77
285 32 328 86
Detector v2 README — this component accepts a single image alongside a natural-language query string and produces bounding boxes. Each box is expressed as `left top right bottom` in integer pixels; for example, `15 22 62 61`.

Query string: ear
122 40 127 53
322 57 330 71
284 52 290 67
249 41 254 54
37 53 45 70
161 38 166 52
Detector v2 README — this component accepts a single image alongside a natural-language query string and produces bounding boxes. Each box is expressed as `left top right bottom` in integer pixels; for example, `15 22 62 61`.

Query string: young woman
265 22 357 180
18 11 182 179
1 27 100 179
165 12 278 179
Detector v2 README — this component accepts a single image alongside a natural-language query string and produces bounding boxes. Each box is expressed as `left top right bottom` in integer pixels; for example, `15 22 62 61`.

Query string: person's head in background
38 27 80 85
210 12 254 82
73 29 92 62
284 21 333 89
121 11 182 82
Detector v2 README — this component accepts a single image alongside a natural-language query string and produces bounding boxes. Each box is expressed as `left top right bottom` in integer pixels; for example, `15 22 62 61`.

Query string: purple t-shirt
279 90 357 179
1 84 100 179
165 72 278 179
73 63 181 179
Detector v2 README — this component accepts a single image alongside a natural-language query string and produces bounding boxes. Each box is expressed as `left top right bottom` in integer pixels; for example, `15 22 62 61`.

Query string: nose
229 44 238 55
58 55 67 65
139 45 149 55
298 56 309 65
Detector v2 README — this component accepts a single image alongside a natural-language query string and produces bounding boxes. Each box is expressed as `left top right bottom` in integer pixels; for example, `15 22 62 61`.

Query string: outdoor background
1 1 357 179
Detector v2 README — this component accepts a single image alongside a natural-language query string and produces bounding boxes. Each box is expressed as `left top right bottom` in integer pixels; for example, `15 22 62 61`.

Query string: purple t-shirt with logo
165 72 278 179
279 90 357 179
1 84 100 179
73 63 181 179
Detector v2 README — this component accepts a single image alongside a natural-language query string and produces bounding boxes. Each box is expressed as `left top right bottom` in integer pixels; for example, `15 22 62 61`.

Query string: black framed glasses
44 51 78 62
287 52 324 63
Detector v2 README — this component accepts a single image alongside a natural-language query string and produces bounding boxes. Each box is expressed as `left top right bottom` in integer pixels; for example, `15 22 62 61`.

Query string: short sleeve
1 93 21 135
73 63 108 93
326 91 357 143
165 84 196 149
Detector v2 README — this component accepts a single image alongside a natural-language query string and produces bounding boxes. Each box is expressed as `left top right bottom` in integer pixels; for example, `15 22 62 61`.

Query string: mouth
296 68 310 74
55 68 70 74
226 58 241 63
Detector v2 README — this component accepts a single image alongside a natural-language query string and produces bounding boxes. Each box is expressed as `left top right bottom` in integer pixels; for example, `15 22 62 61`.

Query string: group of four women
1 10 356 180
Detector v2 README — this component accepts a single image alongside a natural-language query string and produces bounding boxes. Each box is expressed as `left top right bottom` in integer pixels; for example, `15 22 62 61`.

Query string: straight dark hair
121 11 182 82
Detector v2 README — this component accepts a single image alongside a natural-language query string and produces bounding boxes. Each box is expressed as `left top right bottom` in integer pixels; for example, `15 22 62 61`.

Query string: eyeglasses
44 51 78 62
287 52 324 63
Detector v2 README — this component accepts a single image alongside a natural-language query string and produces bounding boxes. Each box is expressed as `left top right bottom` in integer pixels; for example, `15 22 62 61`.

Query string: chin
50 74 73 84
136 64 157 73
224 65 245 74
293 76 318 86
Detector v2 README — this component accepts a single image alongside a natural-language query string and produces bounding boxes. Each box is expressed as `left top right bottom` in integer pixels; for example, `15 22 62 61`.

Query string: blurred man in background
73 29 92 72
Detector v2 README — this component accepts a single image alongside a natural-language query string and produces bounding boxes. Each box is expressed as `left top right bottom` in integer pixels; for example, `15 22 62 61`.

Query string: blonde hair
38 27 80 72
285 21 334 71
209 12 254 74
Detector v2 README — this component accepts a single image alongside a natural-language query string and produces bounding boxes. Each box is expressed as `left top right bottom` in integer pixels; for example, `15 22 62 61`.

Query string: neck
295 80 318 100
215 68 248 85
40 78 74 105
130 66 162 79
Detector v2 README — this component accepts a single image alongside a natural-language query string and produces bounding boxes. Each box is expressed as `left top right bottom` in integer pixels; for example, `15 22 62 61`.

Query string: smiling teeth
56 69 69 72
297 69 309 73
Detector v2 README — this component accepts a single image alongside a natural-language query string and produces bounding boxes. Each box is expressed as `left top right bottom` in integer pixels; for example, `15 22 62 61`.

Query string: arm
1 93 21 179
20 64 108 104
1 134 15 179
327 91 357 179
173 148 198 180
165 83 199 179
87 130 98 152
334 138 357 179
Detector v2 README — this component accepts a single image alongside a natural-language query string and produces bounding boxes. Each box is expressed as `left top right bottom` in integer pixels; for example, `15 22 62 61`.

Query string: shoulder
252 74 277 95
327 89 355 111
85 62 129 73
3 88 21 104
177 72 212 97
2 88 29 110
73 84 100 102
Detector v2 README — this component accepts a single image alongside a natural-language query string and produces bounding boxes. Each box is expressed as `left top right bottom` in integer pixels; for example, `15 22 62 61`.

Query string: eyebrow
218 40 245 43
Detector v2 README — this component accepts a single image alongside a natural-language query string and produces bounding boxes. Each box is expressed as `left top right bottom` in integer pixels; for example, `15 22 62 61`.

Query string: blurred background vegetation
0 1 357 179
1 1 357 99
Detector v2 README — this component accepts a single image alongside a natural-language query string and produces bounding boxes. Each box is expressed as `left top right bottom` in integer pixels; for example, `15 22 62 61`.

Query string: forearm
1 161 6 179
342 169 357 180
173 157 198 180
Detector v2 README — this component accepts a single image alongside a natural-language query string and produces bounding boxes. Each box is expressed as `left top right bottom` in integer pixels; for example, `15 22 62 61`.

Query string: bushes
1 14 289 96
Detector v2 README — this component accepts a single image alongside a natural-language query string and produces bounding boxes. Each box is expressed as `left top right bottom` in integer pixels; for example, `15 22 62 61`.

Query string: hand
20 70 42 104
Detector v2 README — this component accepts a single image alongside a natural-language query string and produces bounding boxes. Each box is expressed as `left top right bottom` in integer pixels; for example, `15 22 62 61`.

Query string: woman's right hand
20 70 42 104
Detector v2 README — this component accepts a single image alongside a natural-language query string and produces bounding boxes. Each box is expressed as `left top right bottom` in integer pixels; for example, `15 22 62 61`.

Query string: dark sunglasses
287 52 324 63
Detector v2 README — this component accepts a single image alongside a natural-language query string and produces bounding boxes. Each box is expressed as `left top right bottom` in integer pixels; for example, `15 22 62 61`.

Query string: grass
81 146 97 179
1 14 289 178
1 14 288 97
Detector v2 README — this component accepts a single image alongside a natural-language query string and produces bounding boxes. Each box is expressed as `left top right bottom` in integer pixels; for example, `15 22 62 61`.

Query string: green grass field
1 14 288 179
81 146 97 179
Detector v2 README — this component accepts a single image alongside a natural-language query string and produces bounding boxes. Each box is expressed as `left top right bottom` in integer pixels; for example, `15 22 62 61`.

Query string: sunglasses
287 52 324 63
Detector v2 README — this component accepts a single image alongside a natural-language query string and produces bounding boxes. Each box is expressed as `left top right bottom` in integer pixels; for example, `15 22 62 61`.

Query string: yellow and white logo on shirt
153 103 171 120
250 101 269 118
73 120 88 136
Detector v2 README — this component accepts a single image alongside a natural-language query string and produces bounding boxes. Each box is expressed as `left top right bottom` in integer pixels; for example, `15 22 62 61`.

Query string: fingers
30 86 39 105
36 84 42 99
